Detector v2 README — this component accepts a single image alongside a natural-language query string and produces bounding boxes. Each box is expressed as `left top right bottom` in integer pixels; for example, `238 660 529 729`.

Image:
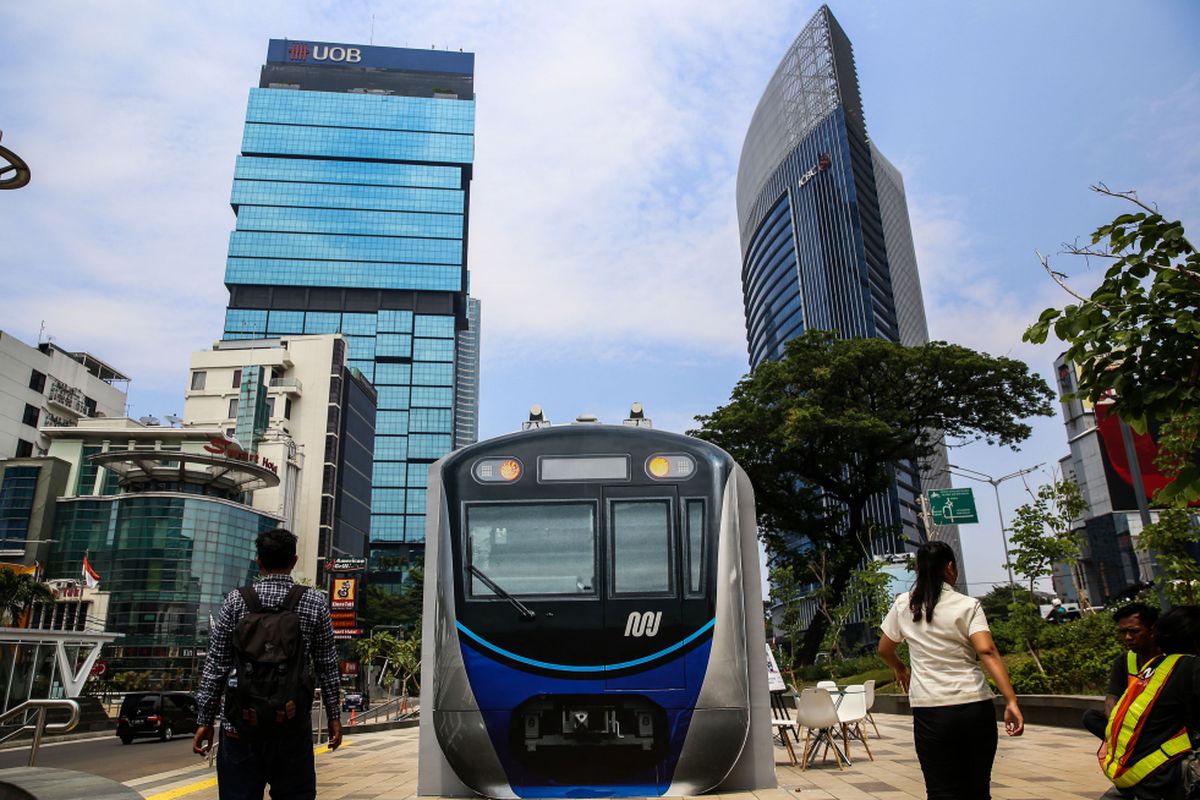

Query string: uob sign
288 42 362 63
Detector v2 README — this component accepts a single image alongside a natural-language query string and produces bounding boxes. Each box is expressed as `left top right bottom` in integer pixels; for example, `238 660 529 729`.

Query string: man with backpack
192 529 344 799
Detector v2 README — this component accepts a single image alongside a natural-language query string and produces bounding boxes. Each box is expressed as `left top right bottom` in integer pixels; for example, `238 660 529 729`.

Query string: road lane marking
143 777 218 800
141 740 351 800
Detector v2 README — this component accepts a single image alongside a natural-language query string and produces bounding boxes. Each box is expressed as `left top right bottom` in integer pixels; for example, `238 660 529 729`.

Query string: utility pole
947 463 1043 601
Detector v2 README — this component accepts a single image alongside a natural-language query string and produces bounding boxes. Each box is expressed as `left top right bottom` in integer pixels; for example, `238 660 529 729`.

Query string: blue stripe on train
458 629 714 797
455 620 715 673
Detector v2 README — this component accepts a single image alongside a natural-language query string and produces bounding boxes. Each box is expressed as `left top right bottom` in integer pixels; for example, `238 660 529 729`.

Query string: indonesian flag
82 552 100 589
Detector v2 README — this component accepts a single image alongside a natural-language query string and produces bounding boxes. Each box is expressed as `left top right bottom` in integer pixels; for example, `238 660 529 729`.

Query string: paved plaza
128 713 1112 800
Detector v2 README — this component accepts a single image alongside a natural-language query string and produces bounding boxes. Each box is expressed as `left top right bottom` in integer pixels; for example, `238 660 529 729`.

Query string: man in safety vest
1099 605 1200 800
1085 604 1163 738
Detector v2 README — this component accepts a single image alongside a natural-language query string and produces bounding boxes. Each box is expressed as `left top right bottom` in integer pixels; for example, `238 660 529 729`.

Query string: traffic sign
927 488 979 525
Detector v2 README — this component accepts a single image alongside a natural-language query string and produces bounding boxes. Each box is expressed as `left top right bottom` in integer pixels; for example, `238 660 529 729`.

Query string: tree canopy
691 331 1054 663
1024 185 1200 502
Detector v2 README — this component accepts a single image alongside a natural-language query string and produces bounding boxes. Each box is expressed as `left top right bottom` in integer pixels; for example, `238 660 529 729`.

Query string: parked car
116 692 198 744
342 692 368 712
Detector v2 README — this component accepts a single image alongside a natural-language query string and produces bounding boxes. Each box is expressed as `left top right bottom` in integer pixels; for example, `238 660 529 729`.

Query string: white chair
815 680 839 692
836 685 874 762
769 690 799 766
795 688 848 770
863 678 880 737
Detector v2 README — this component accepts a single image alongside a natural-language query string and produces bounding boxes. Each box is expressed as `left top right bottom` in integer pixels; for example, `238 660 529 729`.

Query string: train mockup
417 413 774 798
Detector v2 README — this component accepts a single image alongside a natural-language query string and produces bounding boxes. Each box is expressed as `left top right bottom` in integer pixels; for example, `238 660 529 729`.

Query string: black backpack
224 585 314 737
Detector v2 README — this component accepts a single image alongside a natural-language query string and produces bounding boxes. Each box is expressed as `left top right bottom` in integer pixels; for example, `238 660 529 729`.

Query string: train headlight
474 457 524 483
644 454 695 480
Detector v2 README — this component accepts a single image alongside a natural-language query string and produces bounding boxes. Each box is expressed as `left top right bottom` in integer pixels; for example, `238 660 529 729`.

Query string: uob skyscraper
219 40 480 585
736 7 960 572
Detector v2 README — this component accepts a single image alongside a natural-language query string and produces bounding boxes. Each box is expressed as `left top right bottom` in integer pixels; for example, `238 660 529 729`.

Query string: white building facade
0 331 128 459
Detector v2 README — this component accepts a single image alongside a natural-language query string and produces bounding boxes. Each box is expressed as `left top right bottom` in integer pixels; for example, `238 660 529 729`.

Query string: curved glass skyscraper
737 6 961 570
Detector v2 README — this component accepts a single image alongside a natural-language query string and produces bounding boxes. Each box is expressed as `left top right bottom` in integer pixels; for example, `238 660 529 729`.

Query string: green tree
819 557 893 673
0 568 53 626
767 564 805 668
354 630 401 706
1005 478 1088 673
977 584 1049 625
1137 508 1200 605
691 331 1054 663
1024 185 1200 503
358 568 423 633
1008 478 1089 603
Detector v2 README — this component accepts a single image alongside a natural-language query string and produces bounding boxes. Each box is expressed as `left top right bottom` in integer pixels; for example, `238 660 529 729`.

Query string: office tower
736 7 961 572
454 296 481 448
220 40 476 583
183 335 376 581
1052 355 1169 604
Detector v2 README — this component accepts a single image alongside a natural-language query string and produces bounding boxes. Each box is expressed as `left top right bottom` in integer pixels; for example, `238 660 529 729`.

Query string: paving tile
136 713 1118 799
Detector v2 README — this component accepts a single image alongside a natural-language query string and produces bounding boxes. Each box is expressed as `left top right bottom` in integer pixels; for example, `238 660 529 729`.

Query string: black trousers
912 699 999 800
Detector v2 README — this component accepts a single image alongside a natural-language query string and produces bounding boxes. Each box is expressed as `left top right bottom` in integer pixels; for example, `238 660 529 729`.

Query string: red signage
91 661 108 678
339 660 360 677
203 437 278 475
333 628 363 639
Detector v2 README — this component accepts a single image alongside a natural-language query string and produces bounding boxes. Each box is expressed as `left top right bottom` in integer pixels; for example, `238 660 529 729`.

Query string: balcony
269 377 303 396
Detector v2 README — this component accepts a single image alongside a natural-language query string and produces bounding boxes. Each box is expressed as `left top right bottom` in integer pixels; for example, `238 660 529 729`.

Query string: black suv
117 692 198 744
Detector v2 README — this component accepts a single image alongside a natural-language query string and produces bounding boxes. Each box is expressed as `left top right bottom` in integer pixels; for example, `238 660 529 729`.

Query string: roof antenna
370 13 375 45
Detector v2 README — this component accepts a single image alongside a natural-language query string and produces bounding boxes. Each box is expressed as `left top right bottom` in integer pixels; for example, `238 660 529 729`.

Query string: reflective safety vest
1100 654 1193 788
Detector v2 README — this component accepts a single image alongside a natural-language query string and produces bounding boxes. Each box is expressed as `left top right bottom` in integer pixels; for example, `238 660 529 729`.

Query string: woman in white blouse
879 541 1024 800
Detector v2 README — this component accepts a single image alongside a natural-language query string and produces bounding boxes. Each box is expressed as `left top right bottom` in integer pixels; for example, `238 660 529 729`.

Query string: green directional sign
928 488 979 525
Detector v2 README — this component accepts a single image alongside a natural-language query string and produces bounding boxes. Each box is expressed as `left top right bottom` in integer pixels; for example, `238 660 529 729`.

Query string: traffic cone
349 709 357 726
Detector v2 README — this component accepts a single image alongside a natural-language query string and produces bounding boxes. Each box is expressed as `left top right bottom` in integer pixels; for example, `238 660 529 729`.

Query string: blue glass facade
222 41 477 577
48 495 278 682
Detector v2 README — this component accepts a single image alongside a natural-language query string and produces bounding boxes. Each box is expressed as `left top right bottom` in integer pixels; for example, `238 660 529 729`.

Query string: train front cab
417 426 776 798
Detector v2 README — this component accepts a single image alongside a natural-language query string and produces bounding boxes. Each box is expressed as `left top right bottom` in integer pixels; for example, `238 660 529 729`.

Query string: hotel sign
203 436 278 475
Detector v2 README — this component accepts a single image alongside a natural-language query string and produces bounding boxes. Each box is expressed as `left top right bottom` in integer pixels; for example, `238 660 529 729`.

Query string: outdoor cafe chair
769 689 799 766
815 680 839 692
836 685 874 762
863 678 881 737
795 688 848 770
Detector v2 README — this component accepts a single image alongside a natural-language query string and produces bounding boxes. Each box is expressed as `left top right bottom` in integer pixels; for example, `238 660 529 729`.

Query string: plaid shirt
196 574 342 727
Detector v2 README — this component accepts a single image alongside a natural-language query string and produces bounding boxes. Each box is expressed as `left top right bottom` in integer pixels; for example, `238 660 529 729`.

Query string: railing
0 699 81 766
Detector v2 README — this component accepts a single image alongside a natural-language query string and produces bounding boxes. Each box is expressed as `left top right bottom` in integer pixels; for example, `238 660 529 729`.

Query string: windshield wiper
469 565 536 621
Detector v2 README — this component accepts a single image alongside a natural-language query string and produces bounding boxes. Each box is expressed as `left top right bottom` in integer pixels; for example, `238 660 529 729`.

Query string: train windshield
610 500 673 595
467 503 596 597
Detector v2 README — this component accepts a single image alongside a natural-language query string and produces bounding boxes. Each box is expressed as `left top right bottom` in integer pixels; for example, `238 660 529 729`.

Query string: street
0 732 203 783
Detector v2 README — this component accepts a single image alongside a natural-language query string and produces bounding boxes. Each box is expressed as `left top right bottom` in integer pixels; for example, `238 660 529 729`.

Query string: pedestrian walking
878 541 1024 800
192 528 343 799
1083 603 1161 739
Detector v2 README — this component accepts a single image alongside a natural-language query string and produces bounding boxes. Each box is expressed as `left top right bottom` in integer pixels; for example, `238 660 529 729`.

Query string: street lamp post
946 463 1043 600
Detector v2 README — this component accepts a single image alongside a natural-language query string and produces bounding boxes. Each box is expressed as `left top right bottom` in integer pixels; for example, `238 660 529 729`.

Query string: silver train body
417 424 775 797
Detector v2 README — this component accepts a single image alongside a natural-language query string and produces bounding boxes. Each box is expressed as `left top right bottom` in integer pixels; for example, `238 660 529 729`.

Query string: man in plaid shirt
192 529 343 799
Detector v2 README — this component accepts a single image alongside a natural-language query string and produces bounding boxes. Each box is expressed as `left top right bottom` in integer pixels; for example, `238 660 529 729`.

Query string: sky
2 1 1198 596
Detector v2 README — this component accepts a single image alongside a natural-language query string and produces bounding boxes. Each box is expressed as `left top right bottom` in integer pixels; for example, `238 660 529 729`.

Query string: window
14 440 33 458
28 370 45 393
685 500 705 595
266 397 276 417
232 369 243 388
228 398 239 419
284 398 292 420
466 503 595 597
611 500 673 596
21 404 39 428
190 371 207 390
